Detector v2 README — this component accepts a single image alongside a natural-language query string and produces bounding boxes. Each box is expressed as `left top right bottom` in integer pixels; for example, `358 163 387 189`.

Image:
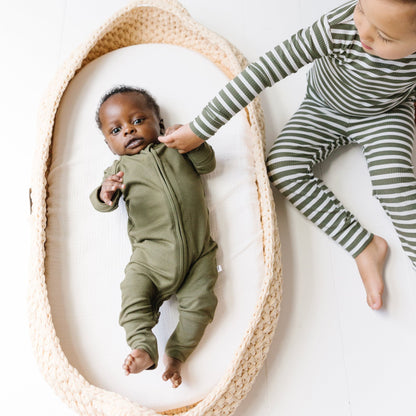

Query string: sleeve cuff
186 143 216 174
189 120 212 141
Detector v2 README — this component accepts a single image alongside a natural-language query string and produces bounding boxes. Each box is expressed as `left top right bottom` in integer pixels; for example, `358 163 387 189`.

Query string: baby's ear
104 139 116 155
159 119 165 135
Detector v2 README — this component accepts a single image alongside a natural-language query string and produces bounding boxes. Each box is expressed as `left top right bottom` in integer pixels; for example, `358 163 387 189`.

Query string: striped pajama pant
266 93 416 266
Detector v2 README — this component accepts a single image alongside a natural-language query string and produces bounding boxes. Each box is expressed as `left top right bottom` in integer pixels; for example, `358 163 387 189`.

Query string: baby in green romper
90 86 218 388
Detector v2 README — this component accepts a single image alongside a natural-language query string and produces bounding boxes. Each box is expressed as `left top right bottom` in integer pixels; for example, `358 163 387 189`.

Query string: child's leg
351 102 416 267
119 262 161 373
266 98 374 257
266 98 386 309
163 248 218 387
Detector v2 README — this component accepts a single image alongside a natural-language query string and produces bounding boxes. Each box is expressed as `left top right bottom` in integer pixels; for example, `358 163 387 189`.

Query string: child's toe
368 294 382 310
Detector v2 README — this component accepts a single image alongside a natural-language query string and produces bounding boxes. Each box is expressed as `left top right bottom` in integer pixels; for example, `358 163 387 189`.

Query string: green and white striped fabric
189 0 416 140
266 95 416 260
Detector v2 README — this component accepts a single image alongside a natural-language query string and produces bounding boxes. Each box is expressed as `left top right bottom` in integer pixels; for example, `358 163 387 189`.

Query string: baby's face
354 0 416 60
99 92 162 156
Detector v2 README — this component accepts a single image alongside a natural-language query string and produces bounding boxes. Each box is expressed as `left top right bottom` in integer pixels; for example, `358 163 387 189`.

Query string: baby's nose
124 126 135 136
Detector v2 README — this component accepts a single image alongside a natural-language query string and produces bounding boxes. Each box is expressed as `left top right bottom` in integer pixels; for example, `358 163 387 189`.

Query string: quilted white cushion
46 44 264 411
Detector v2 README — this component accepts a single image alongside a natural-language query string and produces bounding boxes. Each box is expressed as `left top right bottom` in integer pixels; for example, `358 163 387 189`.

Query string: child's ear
159 119 165 135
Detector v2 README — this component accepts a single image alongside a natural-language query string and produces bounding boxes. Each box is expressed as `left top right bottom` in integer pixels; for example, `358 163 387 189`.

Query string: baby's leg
162 356 183 388
266 98 382 308
163 248 218 387
119 263 161 374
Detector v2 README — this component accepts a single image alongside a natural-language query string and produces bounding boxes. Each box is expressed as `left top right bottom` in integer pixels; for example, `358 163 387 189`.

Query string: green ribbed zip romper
90 142 218 367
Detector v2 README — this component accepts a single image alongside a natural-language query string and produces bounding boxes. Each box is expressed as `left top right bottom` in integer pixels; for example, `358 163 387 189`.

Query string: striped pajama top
189 0 416 140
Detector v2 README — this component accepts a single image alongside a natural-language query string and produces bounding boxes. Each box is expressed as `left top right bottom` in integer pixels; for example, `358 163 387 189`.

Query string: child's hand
164 124 183 136
99 171 125 206
159 123 204 154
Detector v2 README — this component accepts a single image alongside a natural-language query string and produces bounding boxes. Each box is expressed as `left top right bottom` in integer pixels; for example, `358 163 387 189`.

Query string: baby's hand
99 171 125 206
159 123 204 154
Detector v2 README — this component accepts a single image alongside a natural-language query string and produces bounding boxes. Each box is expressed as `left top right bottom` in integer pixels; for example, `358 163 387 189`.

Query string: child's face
99 92 162 156
354 0 416 59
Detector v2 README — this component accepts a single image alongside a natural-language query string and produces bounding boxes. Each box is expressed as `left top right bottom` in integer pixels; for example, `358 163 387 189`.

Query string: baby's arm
185 142 216 175
90 169 125 212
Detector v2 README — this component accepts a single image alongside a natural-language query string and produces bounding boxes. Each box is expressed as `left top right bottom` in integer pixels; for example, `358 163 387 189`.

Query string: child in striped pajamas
160 0 416 310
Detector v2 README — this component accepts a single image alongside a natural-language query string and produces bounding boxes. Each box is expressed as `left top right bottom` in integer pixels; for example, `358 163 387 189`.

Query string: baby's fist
100 171 125 206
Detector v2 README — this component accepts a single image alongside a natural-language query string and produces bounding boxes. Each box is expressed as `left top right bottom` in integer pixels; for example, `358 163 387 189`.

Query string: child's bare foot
355 235 388 310
162 355 182 388
122 349 154 375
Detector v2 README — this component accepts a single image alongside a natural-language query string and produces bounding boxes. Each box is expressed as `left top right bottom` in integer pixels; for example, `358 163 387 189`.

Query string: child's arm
160 12 334 152
90 165 125 212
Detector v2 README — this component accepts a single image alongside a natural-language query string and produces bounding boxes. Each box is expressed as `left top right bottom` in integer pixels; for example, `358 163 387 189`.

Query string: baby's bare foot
355 235 388 310
162 355 182 388
122 349 154 375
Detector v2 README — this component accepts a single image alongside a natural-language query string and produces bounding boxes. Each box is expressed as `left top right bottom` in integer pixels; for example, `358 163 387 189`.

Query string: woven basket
28 0 282 415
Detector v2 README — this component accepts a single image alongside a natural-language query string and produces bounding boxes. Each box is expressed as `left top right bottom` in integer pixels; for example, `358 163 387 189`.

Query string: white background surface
2 0 416 415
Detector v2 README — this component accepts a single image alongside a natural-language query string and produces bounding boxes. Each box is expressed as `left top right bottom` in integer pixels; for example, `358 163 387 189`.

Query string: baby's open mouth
125 138 143 149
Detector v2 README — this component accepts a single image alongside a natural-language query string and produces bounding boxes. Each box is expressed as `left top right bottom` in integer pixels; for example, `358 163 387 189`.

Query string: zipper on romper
150 147 186 279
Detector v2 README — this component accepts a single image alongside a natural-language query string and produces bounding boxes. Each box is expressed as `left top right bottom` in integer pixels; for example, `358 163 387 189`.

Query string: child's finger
159 136 179 150
165 124 183 136
159 124 203 153
159 135 173 144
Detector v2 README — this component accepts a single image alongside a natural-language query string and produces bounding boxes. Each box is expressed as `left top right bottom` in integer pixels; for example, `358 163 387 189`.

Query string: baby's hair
95 85 161 129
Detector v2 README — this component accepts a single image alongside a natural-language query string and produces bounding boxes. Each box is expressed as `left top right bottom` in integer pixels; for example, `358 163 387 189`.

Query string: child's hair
95 85 161 129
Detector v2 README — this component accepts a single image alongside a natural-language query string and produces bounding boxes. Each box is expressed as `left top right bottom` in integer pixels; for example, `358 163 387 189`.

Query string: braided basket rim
28 1 282 415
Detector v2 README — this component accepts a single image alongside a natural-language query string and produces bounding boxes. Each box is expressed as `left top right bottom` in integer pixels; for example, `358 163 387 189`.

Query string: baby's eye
133 118 144 125
111 127 121 135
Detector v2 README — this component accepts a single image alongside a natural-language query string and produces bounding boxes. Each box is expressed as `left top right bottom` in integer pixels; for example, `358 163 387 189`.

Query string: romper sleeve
184 142 216 175
189 13 334 140
89 160 122 212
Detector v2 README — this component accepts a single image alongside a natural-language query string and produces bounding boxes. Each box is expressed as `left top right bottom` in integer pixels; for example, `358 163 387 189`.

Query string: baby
90 86 218 387
160 0 416 311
